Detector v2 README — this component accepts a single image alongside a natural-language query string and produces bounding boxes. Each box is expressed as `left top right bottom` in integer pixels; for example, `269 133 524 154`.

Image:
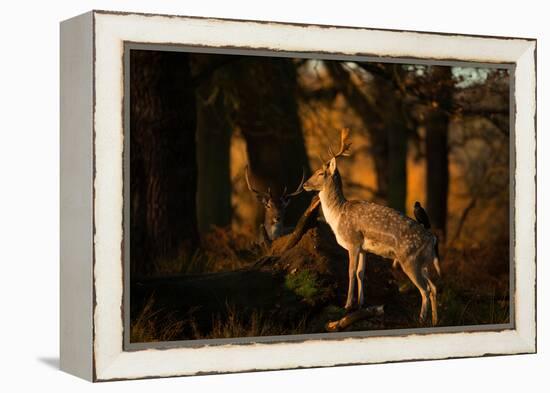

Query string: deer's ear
328 157 337 175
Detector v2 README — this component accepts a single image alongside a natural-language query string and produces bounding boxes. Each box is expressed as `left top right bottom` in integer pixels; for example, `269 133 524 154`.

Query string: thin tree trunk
425 109 449 235
378 68 408 213
425 66 453 237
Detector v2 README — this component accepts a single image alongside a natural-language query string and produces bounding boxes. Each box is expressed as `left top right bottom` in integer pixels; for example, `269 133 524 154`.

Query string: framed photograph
60 10 536 381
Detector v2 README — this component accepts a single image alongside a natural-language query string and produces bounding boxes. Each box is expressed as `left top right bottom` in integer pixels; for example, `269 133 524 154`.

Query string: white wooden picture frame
60 10 536 382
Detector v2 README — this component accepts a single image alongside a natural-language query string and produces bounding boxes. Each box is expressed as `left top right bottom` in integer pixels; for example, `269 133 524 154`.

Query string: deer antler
328 128 352 159
245 166 270 200
282 167 306 199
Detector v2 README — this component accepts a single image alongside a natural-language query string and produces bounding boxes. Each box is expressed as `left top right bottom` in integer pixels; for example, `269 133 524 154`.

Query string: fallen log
274 195 320 254
131 269 286 316
325 305 384 332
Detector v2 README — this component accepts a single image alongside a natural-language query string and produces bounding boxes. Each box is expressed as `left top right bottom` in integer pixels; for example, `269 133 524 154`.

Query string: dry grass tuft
131 299 308 342
130 296 185 343
190 303 307 340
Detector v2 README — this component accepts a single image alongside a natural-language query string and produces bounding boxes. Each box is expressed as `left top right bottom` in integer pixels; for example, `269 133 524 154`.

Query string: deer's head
303 158 338 192
303 128 351 192
245 166 305 238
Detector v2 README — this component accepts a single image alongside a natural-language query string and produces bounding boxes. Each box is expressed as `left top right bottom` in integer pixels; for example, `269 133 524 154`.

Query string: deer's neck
319 171 346 230
263 210 283 240
266 220 283 240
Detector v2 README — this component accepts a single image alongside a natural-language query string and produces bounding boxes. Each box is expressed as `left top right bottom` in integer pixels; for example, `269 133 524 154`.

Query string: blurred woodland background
129 50 510 342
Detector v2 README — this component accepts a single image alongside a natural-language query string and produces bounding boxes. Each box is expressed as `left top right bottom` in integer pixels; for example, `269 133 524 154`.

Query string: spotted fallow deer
245 166 305 244
303 129 441 325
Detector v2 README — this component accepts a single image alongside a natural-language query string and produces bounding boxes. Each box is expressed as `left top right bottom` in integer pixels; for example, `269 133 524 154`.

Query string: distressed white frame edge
60 11 94 381
66 11 535 381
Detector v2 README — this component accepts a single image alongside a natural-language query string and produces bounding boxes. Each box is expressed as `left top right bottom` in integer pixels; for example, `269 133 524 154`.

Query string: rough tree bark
130 50 199 277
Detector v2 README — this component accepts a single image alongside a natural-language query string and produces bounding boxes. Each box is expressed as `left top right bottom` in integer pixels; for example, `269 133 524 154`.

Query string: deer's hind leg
401 260 430 324
423 268 438 325
345 246 360 311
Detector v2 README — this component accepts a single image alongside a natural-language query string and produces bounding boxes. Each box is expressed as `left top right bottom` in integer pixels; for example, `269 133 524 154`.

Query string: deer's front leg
344 246 360 311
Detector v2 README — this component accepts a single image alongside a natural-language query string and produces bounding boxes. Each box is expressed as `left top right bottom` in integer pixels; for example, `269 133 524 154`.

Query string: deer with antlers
303 129 441 325
245 166 305 245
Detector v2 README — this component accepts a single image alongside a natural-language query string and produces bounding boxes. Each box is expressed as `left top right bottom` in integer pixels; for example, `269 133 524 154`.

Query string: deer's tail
432 236 441 277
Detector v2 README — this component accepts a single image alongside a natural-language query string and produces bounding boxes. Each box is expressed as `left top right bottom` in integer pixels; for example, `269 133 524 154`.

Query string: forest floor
130 222 510 343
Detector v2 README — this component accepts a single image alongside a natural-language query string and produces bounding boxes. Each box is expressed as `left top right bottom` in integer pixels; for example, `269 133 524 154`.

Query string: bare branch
450 197 478 246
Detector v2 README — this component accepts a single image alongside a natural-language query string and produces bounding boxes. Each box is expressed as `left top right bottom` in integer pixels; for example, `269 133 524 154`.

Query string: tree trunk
225 57 311 228
192 55 233 234
130 50 199 277
425 108 449 236
377 68 408 213
425 66 453 237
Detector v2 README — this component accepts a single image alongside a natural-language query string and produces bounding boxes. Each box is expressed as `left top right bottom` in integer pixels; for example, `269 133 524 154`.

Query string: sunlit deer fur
303 129 440 325
245 166 305 244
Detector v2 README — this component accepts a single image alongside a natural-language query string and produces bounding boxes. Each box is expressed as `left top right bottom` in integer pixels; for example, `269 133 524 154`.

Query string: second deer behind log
245 166 305 245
